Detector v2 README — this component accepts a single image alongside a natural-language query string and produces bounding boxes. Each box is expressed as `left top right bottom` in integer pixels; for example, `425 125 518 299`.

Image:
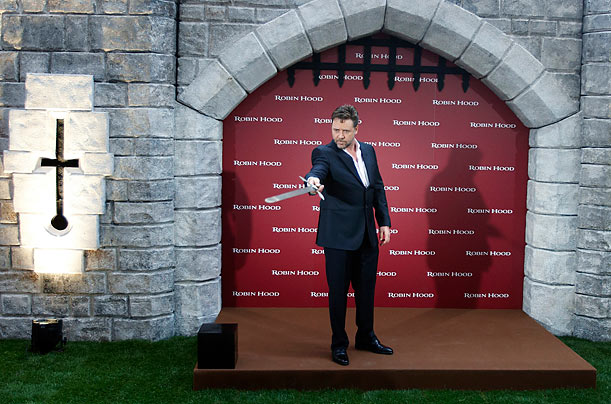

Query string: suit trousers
324 234 379 350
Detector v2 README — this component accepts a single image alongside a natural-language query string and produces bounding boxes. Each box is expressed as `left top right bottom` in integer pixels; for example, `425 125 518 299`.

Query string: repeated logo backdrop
222 42 528 309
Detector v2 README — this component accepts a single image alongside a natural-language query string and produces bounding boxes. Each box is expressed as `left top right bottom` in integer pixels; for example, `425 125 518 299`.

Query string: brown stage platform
193 308 596 390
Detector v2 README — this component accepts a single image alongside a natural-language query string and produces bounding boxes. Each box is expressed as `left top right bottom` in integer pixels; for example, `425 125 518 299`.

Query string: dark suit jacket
306 140 391 250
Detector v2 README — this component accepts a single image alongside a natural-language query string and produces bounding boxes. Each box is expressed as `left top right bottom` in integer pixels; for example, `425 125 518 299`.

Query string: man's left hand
379 226 390 246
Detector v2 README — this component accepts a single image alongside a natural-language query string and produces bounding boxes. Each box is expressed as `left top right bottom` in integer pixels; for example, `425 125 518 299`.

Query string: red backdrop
222 42 528 309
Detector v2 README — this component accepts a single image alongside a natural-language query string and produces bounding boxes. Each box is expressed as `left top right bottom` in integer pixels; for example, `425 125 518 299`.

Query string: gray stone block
529 112 582 148
457 22 512 79
509 72 580 128
482 43 544 101
558 21 583 37
575 294 610 318
484 17 511 33
119 247 175 271
384 0 441 43
582 148 611 165
0 0 18 12
100 223 174 248
32 295 70 317
106 179 128 202
175 209 221 247
523 276 574 336
1 294 31 315
528 148 581 183
585 0 611 15
108 270 173 294
174 140 222 176
461 0 500 16
113 315 174 340
257 8 290 23
0 224 18 245
85 249 117 271
128 180 174 201
42 273 106 294
206 5 226 21
130 293 173 318
105 108 174 138
111 138 174 156
545 0 583 18
106 53 175 83
576 272 611 296
0 200 17 223
421 1 482 61
90 16 175 53
129 0 176 17
577 249 611 275
582 64 611 96
70 296 90 317
583 119 611 147
529 20 557 36
0 317 34 339
175 176 222 209
114 157 173 181
337 0 385 40
11 247 33 270
19 52 50 82
511 19 529 35
501 0 545 17
255 10 312 70
584 13 611 32
178 22 208 57
94 295 128 316
180 4 206 22
512 36 542 61
0 52 18 81
114 201 174 224
174 279 221 336
94 83 127 107
577 228 611 252
583 33 611 63
48 0 95 13
64 317 112 342
219 32 277 93
541 37 581 71
51 53 105 81
297 0 346 52
580 164 611 188
525 211 578 251
0 83 25 107
100 0 128 14
580 187 611 207
175 245 221 282
209 23 257 57
0 246 9 269
127 84 175 107
66 15 90 51
178 60 247 120
527 181 579 215
228 6 256 22
177 57 209 86
2 15 65 51
524 245 576 285
581 96 611 119
573 315 610 342
175 103 222 140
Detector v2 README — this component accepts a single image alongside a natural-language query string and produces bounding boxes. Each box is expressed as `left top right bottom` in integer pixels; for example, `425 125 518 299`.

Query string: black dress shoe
331 348 349 366
355 337 393 355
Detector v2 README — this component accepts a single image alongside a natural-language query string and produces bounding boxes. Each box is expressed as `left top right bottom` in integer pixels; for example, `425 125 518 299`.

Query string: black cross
41 119 79 231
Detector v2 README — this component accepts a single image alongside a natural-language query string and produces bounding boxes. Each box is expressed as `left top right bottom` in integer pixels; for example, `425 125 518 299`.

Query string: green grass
1 336 609 404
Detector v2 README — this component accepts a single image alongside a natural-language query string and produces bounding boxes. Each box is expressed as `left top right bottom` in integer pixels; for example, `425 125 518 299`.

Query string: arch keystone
384 0 441 43
338 0 385 40
297 0 347 52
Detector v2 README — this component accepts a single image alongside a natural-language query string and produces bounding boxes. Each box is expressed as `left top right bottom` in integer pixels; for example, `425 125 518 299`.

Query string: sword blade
265 186 312 203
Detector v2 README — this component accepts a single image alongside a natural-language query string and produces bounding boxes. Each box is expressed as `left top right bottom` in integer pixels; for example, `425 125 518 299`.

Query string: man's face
331 118 358 150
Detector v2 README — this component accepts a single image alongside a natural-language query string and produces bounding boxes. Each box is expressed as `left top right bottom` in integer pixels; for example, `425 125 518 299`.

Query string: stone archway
175 0 581 336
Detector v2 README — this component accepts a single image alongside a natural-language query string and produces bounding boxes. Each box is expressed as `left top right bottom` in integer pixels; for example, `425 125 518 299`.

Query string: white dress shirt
344 139 369 188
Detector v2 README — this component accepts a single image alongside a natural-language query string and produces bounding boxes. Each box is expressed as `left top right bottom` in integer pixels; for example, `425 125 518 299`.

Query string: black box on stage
31 319 63 354
197 323 238 369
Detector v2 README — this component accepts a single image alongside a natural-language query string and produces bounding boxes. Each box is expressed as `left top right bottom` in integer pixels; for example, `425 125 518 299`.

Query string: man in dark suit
305 104 393 366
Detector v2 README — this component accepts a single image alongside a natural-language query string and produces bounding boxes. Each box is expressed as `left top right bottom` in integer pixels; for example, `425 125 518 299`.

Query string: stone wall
0 0 608 341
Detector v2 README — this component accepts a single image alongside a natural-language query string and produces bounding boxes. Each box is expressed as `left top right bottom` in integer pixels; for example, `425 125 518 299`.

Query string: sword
265 176 324 203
